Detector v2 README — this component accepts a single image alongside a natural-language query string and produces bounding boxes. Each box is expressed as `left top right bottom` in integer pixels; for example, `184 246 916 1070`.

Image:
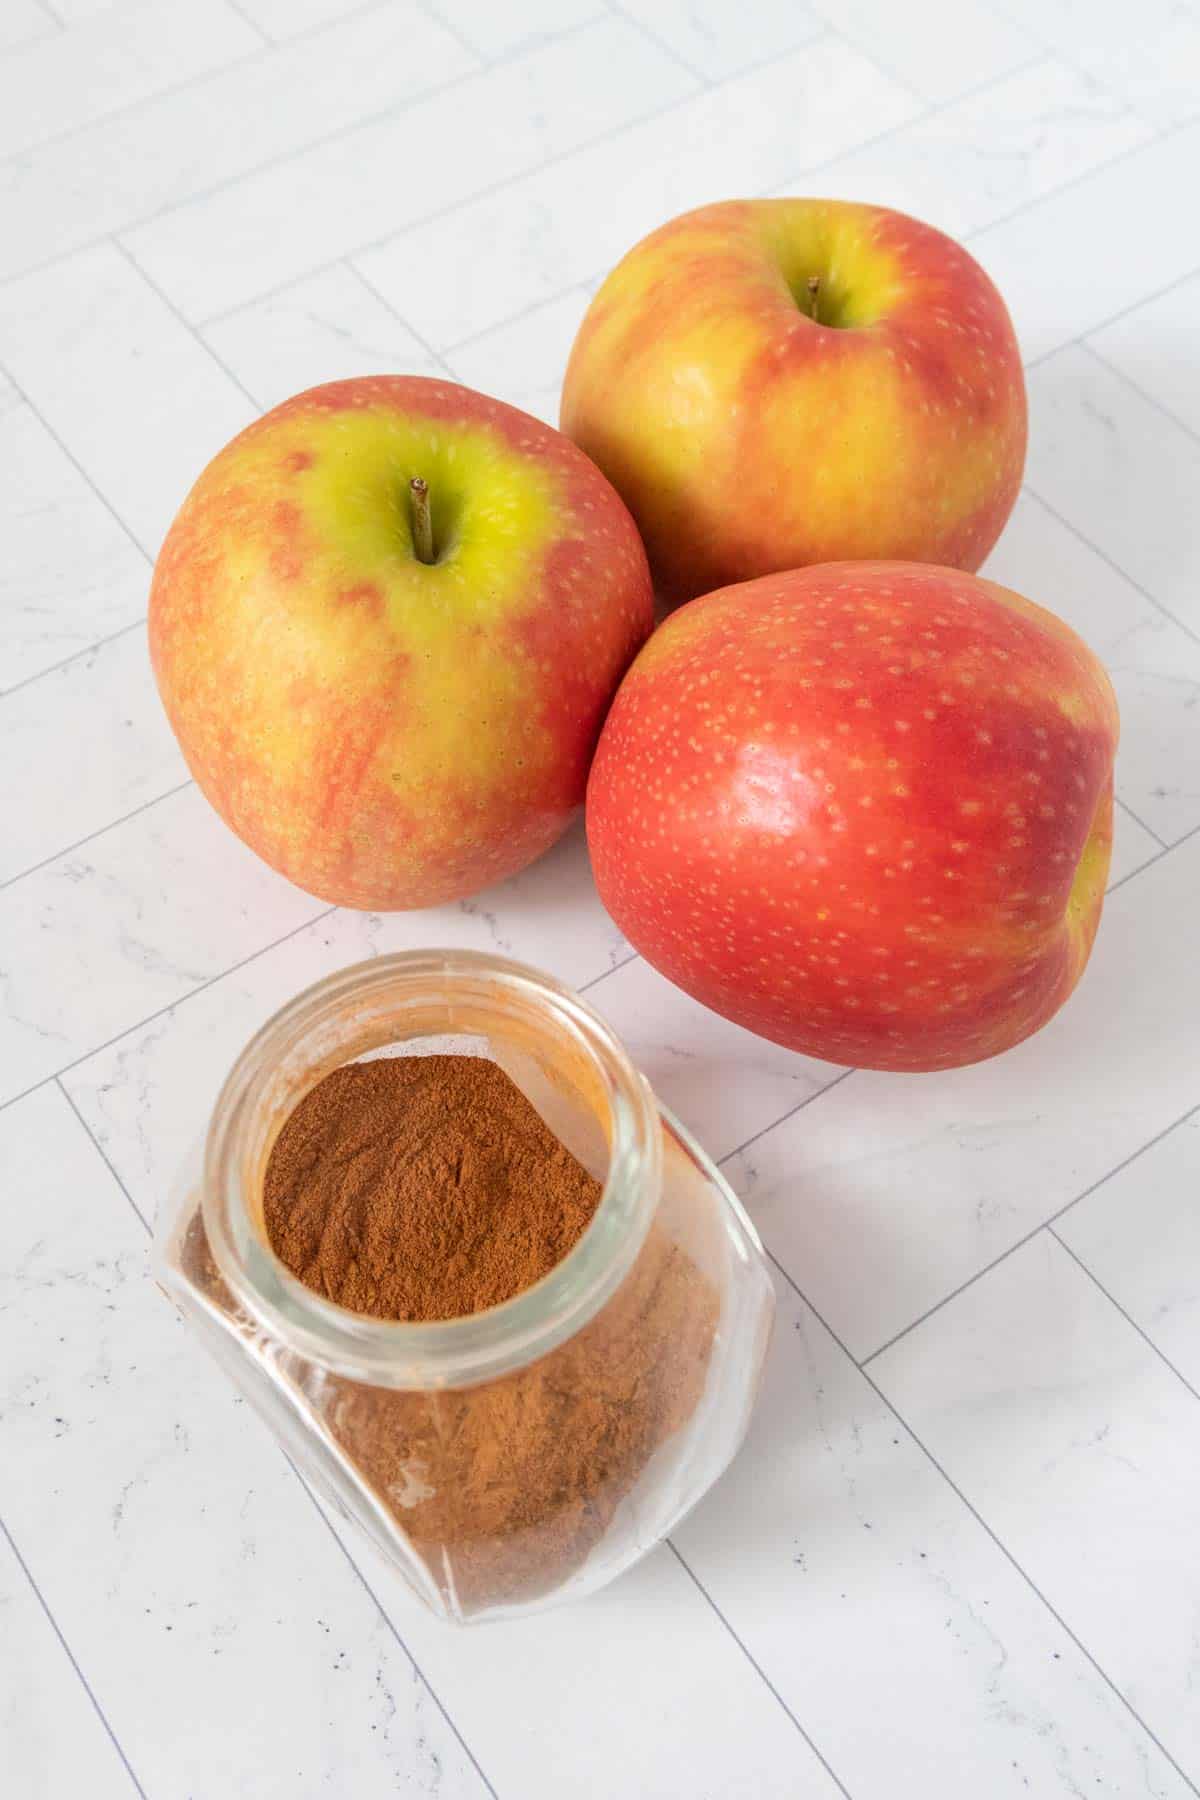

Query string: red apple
561 199 1026 607
587 563 1118 1072
150 377 652 910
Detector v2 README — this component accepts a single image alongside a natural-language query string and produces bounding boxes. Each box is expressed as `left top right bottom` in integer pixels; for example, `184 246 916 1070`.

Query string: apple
150 376 653 910
586 562 1118 1073
561 199 1027 607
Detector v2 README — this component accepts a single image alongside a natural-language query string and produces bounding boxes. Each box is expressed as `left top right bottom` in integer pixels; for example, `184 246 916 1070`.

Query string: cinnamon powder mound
262 1056 601 1321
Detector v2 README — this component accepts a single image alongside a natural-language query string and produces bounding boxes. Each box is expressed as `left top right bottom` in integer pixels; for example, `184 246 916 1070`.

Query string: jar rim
201 949 662 1387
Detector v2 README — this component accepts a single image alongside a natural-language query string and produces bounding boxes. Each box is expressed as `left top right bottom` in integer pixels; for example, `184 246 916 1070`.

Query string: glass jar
155 950 775 1624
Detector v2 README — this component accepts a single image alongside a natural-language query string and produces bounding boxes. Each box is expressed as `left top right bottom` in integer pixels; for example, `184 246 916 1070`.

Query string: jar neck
201 951 663 1388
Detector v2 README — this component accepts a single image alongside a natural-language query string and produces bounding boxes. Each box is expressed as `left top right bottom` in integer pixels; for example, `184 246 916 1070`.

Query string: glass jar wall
155 951 775 1624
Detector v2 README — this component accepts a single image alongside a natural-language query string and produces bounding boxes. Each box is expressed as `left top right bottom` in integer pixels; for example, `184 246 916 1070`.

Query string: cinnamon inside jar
185 1053 717 1616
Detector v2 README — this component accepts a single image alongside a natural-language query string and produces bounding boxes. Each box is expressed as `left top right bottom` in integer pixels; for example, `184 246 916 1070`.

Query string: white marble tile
1058 1109 1200 1392
586 955 845 1164
230 0 377 41
0 0 256 159
0 397 149 692
810 0 1034 102
1024 346 1200 641
0 1082 490 1800
0 0 57 55
0 625 185 885
983 490 1200 845
968 121 1200 363
124 18 698 323
442 286 591 423
327 1501 843 1800
627 0 824 79
807 56 1153 241
0 785 324 1105
873 1232 1200 1775
0 1 477 284
674 1270 1194 1800
203 263 445 413
357 39 921 350
1000 0 1200 127
0 242 255 557
64 820 627 1220
1088 271 1200 443
425 0 600 60
727 829 1200 1359
1109 802 1164 886
43 0 148 18
0 1527 139 1800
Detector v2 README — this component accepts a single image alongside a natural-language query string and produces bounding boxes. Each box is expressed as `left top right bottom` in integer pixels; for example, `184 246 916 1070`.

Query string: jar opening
201 951 662 1387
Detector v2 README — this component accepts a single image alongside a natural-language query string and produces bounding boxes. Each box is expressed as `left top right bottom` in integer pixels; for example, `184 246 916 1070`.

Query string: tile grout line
1113 794 1168 853
859 1355 1200 1798
56 1077 152 1233
860 1092 1200 1367
110 237 263 411
98 34 1037 351
441 279 599 360
56 1071 502 1800
1051 1095 1200 1232
0 11 606 307
0 779 195 894
1021 486 1200 650
0 900 340 1122
346 260 459 378
222 0 273 47
665 1540 856 1799
762 1245 1200 1800
1050 1219 1200 1408
1105 816 1200 895
1078 335 1200 451
0 1513 150 1800
297 1478 502 1800
436 48 1049 369
960 109 1198 252
0 0 449 173
0 33 1176 336
719 1067 856 1169
576 946 640 992
413 0 486 65
1022 258 1200 375
0 357 154 563
0 616 147 703
604 0 708 85
103 9 611 269
771 44 1047 190
983 0 1168 132
189 26 844 332
2 40 271 165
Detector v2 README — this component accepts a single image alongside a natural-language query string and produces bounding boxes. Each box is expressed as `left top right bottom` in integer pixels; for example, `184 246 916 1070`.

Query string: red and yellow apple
587 562 1118 1072
150 376 653 909
561 199 1027 607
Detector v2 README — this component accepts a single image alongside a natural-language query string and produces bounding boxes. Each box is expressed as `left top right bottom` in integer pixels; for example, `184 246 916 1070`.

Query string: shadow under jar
155 950 775 1624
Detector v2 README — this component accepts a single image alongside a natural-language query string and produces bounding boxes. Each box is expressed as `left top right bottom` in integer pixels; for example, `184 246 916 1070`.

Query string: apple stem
806 275 821 323
409 476 435 564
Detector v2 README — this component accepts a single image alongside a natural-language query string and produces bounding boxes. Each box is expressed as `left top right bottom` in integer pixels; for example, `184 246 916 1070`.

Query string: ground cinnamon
232 1053 719 1616
262 1056 602 1321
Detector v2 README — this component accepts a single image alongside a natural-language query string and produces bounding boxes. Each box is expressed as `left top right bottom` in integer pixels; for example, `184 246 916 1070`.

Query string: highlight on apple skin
561 198 1028 608
149 376 654 911
586 562 1118 1074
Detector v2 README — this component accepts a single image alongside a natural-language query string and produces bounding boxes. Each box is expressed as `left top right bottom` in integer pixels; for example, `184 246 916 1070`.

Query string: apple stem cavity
806 275 821 323
409 476 435 564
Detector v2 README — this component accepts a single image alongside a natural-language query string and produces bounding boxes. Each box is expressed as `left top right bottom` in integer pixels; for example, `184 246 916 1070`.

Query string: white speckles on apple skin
587 561 1119 1074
